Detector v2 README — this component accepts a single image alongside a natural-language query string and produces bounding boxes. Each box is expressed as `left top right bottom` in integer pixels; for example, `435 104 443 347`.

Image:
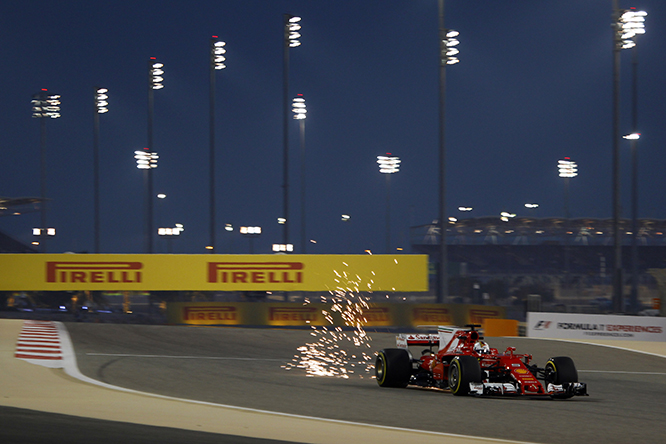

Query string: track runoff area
4 318 666 444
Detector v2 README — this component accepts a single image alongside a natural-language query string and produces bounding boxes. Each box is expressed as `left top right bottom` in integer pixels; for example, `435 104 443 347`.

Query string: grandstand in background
410 217 666 308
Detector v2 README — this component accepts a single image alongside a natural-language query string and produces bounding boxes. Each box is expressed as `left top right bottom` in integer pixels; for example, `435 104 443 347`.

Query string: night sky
1 1 665 255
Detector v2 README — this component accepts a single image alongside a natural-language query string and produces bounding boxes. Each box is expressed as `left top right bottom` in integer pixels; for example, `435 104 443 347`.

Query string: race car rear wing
396 326 470 352
396 333 440 349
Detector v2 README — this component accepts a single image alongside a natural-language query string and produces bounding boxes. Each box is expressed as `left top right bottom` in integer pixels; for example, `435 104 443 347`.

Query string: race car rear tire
545 356 578 399
448 355 482 396
375 349 411 388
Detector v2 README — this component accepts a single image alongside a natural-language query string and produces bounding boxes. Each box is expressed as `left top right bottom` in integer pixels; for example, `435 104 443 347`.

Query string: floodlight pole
282 15 291 246
282 15 302 248
630 40 639 312
93 87 108 253
39 116 47 253
93 95 100 253
147 62 155 254
437 0 448 303
611 1 623 312
32 90 60 253
209 42 217 254
298 112 306 253
209 37 226 253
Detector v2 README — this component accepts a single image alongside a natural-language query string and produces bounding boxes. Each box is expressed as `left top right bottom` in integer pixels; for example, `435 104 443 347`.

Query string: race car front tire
375 349 411 388
545 356 578 399
448 355 482 396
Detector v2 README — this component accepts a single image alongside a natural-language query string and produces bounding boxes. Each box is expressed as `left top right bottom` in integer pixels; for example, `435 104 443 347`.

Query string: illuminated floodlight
158 224 184 236
211 37 227 70
224 223 233 232
134 150 158 169
33 227 56 236
558 158 578 178
341 214 351 222
292 94 306 120
617 9 647 49
458 206 473 212
377 154 401 174
277 217 287 225
272 243 294 252
240 226 261 235
95 88 109 114
623 133 641 140
32 90 61 119
441 29 460 65
286 15 302 48
150 58 165 89
525 203 539 209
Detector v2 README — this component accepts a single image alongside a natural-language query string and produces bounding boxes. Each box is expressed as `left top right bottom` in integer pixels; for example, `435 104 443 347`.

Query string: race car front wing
469 381 588 397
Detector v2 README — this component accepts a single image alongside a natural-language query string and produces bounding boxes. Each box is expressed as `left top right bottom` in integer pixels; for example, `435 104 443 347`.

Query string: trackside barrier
527 312 666 342
166 302 506 328
482 318 519 337
0 254 427 292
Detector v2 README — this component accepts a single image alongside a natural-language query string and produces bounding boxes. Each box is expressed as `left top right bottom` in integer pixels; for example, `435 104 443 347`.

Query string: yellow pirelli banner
167 302 505 328
0 254 428 292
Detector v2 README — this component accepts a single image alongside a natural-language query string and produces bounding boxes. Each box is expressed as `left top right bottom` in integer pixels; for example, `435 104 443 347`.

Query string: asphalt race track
59 323 666 444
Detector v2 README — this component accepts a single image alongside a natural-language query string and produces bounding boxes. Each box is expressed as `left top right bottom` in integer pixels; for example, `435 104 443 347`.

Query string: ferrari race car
375 324 587 398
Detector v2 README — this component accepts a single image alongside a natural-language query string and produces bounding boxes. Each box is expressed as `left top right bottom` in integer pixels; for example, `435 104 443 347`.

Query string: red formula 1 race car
375 325 587 399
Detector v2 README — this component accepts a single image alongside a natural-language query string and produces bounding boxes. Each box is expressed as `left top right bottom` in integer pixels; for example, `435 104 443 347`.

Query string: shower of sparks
282 272 375 378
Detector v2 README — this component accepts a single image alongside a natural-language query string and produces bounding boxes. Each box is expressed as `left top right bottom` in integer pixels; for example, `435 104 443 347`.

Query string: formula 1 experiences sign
527 312 666 342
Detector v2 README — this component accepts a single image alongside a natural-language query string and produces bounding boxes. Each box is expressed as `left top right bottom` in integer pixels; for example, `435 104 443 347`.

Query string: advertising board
0 254 428 292
527 312 666 342
168 302 505 328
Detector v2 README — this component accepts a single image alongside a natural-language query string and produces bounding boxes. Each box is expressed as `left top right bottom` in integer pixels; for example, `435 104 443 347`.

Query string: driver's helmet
473 340 490 354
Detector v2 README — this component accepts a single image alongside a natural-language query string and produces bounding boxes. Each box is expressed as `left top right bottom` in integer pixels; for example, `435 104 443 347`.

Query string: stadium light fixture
377 154 401 174
211 37 226 70
150 59 164 90
287 15 302 47
272 243 294 252
134 149 158 169
617 9 647 50
558 158 578 178
442 30 460 65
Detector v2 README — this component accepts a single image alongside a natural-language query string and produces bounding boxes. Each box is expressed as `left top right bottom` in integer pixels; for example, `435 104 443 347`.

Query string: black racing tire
448 355 482 396
375 348 411 388
545 356 578 399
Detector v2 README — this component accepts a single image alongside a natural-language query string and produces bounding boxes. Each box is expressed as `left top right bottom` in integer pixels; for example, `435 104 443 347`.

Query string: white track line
86 353 285 361
578 370 666 376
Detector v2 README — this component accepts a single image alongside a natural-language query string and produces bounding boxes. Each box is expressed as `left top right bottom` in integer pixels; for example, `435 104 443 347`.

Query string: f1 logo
534 320 551 330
